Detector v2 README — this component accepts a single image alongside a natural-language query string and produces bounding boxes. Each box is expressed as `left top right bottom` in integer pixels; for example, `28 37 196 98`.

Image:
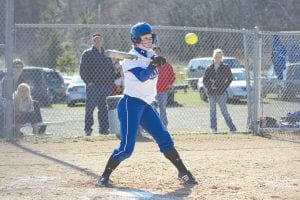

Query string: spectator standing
80 32 117 136
1 59 46 136
96 22 197 187
153 47 176 128
1 59 26 131
13 83 43 135
203 48 237 134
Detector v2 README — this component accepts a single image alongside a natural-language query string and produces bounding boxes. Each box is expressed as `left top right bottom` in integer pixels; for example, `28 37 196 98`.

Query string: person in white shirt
96 22 198 187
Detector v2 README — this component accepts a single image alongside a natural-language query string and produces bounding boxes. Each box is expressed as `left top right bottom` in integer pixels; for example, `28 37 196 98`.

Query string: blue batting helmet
130 22 156 44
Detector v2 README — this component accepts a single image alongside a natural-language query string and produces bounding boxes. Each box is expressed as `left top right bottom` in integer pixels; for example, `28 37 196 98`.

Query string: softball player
97 22 198 187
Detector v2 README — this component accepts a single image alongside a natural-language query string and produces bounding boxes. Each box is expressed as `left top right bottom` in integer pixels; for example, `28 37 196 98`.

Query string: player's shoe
178 171 198 185
96 176 110 187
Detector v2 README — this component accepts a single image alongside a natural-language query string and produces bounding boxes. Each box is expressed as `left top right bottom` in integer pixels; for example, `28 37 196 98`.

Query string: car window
22 69 43 85
71 76 85 85
46 71 63 86
287 65 300 80
63 76 72 82
262 67 276 78
189 58 240 70
233 71 246 80
223 59 240 68
190 60 212 70
20 70 44 92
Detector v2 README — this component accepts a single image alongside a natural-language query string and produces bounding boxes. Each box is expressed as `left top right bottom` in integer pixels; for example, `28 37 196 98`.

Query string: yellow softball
185 33 198 45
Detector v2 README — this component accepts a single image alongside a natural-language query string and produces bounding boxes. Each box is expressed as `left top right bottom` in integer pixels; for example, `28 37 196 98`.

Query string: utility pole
3 0 15 140
97 2 101 23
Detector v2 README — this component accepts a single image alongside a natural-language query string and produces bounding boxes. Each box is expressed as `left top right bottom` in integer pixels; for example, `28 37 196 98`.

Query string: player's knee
118 151 133 161
113 149 134 162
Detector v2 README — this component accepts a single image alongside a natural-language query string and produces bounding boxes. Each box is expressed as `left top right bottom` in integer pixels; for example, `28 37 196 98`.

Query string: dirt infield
0 133 299 200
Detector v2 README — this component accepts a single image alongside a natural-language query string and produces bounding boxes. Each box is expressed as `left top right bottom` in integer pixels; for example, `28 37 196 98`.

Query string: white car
66 76 86 107
187 56 241 89
197 68 248 102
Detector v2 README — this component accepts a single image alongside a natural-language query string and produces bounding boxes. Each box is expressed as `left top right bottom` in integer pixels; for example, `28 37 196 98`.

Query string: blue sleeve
129 67 156 82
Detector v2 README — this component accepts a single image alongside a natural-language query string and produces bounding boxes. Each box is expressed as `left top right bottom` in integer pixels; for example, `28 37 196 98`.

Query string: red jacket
157 62 176 93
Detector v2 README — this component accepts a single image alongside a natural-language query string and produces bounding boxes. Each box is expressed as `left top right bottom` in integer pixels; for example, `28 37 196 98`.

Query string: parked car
66 76 86 107
261 62 300 99
187 57 241 89
197 68 248 102
21 66 66 105
63 75 73 90
0 70 5 81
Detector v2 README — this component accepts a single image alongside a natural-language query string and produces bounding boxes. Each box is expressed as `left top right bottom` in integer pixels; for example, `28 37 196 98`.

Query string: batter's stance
96 22 198 187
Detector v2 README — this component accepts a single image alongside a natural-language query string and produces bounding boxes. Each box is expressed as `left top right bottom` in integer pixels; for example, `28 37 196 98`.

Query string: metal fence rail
259 32 300 131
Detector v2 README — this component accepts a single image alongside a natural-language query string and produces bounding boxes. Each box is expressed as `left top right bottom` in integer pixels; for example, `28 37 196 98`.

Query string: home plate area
109 189 155 199
108 188 185 200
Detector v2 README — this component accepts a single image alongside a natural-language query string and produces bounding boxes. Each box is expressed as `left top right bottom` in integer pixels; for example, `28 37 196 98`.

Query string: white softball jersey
121 49 158 104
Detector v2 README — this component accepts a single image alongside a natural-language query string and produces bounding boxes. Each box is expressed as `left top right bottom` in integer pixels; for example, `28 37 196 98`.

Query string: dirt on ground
0 133 299 200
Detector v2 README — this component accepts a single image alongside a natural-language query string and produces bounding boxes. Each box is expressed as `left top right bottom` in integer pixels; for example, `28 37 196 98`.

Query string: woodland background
0 0 299 72
12 0 300 31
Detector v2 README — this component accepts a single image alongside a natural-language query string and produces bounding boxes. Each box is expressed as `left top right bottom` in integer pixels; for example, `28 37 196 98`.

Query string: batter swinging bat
104 50 150 61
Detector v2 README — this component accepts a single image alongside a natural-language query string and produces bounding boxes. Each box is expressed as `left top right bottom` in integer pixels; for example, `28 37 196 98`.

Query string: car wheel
278 86 289 100
199 88 208 102
191 81 198 90
283 84 296 100
67 101 75 107
225 91 233 103
261 91 267 98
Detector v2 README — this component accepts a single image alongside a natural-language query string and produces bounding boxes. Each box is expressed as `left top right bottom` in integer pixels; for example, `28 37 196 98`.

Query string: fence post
242 28 252 130
3 0 15 140
252 26 262 135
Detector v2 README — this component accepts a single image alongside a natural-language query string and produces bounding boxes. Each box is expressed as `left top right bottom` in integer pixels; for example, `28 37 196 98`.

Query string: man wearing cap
80 33 117 136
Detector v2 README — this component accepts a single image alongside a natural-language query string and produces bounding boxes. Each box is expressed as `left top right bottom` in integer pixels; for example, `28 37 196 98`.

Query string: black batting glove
149 55 166 69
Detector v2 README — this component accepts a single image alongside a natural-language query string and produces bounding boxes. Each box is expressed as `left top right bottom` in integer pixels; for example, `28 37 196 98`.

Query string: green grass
171 64 206 106
49 103 70 109
0 59 4 70
173 64 188 84
173 88 206 107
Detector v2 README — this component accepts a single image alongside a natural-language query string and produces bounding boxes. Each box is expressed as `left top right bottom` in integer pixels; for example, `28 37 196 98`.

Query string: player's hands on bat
149 56 166 69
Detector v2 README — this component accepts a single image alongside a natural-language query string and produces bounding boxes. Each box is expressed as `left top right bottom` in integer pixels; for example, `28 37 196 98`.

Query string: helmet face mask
131 22 157 45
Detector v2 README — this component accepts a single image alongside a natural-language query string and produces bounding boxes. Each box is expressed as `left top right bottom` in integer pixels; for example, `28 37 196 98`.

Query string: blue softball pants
112 95 174 162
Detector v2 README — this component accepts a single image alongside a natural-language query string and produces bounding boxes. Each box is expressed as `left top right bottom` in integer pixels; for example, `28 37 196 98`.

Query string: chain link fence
0 0 5 70
1 20 299 138
0 0 6 133
259 32 300 131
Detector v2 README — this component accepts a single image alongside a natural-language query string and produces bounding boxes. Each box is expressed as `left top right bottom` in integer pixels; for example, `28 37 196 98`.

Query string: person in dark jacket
1 59 46 136
203 48 237 134
80 32 117 136
1 58 26 98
